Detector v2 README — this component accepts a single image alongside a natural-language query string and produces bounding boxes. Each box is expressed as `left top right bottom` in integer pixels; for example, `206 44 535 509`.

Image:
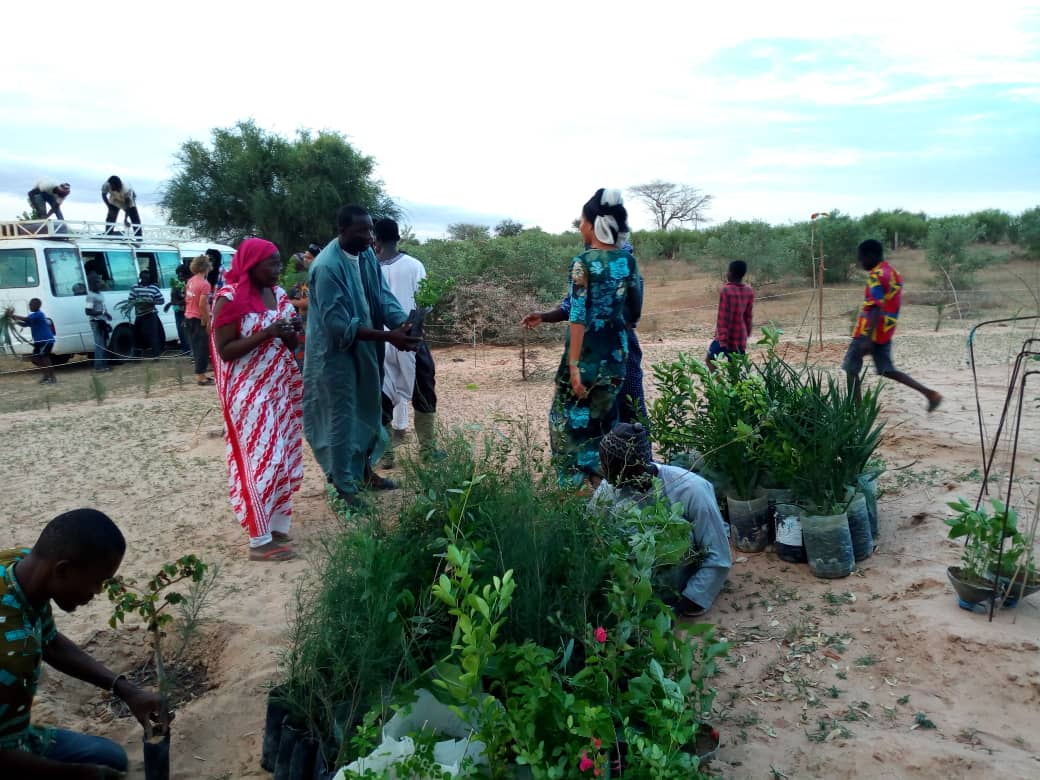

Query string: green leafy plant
283 426 727 777
415 274 456 310
105 555 209 731
648 351 765 498
945 498 1033 582
114 298 136 322
788 371 883 515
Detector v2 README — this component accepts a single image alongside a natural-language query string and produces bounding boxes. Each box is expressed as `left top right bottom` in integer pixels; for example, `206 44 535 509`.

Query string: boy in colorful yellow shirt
842 239 942 411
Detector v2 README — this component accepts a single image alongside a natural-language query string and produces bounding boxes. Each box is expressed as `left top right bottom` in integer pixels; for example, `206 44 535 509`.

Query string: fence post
521 329 527 381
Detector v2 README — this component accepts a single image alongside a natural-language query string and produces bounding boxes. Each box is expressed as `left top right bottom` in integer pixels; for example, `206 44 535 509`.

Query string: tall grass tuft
282 423 625 765
90 373 107 405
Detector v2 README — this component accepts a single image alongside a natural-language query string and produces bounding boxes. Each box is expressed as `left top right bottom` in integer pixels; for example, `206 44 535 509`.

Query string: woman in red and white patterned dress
211 238 304 562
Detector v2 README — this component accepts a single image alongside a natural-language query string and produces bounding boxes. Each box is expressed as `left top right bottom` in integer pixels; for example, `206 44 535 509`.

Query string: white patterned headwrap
592 188 624 245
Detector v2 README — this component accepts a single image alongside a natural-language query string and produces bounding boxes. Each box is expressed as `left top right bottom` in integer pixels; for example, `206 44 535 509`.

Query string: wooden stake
817 231 825 352
521 329 527 381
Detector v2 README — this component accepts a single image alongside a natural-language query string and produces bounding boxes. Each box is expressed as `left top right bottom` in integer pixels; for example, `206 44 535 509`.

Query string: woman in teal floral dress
550 188 642 487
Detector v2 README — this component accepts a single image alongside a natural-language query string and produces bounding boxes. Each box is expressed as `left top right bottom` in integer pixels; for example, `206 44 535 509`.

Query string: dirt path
1 319 1038 779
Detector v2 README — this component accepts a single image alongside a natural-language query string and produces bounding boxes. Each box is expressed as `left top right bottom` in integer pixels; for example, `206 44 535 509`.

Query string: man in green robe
303 205 420 502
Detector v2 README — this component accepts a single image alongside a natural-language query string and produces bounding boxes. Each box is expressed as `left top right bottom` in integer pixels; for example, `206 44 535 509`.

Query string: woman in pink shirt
184 255 214 385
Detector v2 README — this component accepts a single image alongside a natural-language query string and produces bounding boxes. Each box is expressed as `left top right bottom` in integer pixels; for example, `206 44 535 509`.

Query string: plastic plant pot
143 731 171 780
802 512 855 579
774 503 808 564
726 490 770 553
845 492 874 562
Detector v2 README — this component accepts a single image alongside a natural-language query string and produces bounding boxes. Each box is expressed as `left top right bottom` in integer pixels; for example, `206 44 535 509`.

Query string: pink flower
579 750 595 772
594 626 607 643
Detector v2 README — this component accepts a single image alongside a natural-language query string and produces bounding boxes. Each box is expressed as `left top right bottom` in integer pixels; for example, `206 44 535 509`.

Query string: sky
2 0 1038 240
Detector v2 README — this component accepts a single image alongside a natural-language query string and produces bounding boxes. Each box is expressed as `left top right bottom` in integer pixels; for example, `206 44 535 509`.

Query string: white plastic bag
336 689 487 779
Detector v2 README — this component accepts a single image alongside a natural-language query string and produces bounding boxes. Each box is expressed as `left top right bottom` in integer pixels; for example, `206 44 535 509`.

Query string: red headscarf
212 237 279 330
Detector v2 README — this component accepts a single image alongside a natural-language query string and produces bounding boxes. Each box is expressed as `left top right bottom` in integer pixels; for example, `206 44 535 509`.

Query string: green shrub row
279 426 727 777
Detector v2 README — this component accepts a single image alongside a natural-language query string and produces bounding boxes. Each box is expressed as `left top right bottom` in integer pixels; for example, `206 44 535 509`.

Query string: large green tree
160 120 396 252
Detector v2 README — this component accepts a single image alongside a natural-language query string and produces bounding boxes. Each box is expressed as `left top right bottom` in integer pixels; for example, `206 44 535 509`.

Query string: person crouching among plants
843 239 942 412
0 508 167 778
594 423 732 618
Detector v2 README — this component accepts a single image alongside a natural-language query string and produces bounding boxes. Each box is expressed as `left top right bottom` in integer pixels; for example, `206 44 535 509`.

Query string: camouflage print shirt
0 548 57 754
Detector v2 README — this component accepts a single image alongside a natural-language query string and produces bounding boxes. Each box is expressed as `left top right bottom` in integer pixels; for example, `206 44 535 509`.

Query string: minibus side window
44 248 85 296
135 252 158 287
157 252 181 285
82 251 114 289
0 248 39 288
104 250 138 291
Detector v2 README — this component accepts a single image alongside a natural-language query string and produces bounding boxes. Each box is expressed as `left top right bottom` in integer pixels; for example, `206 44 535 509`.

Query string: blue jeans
44 728 128 772
173 309 191 355
90 320 108 370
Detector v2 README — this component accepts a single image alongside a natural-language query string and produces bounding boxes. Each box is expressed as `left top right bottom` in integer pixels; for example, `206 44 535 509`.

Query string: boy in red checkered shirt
708 260 754 368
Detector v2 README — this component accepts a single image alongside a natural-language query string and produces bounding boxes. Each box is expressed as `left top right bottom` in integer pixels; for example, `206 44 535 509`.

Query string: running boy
7 299 56 384
843 239 942 411
708 260 754 368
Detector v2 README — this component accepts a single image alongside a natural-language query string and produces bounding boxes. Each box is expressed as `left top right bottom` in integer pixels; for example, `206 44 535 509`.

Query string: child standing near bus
7 299 57 383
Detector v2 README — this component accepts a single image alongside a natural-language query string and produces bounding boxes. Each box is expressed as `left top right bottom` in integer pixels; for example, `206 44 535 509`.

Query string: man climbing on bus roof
101 176 141 236
27 180 71 221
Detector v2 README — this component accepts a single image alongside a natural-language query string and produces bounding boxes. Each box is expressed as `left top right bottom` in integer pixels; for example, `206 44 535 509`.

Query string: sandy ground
1 259 1039 779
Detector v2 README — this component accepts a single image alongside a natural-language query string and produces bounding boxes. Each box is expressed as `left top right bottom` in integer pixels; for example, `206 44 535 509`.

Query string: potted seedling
790 373 864 579
106 555 208 780
699 358 770 552
989 503 1040 606
945 498 1017 609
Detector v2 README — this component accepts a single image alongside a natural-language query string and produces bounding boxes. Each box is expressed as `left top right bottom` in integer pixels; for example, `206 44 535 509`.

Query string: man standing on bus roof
27 180 71 221
101 176 142 237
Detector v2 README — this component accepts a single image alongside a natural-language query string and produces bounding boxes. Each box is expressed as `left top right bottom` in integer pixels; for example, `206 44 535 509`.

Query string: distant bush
969 209 1013 243
702 220 799 285
858 209 929 249
926 216 987 289
446 222 491 241
813 211 863 283
399 206 1035 346
1016 206 1040 257
494 219 524 237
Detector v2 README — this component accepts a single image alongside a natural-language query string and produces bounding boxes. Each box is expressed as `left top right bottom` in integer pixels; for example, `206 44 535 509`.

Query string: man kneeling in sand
593 423 732 618
0 509 166 779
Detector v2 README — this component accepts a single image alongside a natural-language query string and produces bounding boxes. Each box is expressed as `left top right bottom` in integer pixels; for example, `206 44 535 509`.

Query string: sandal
272 531 294 543
249 544 296 562
197 377 215 386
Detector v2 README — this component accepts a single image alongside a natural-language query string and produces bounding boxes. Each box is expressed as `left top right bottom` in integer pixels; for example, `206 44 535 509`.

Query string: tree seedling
106 555 208 737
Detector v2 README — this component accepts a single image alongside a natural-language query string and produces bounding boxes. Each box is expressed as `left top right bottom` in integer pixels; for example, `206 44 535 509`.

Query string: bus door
43 246 89 352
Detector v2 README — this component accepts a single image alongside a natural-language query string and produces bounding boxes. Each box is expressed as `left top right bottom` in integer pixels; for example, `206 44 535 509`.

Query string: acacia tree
447 223 491 241
160 120 396 252
628 180 713 230
494 219 524 237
